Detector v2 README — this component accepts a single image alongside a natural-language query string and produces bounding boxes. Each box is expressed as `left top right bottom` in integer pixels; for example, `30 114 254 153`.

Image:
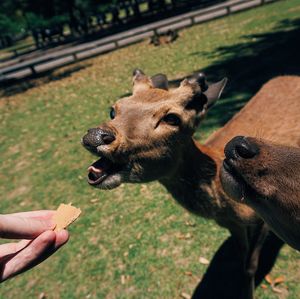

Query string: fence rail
0 0 278 83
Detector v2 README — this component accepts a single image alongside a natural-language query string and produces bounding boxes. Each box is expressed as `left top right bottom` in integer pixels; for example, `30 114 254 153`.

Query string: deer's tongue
87 158 112 185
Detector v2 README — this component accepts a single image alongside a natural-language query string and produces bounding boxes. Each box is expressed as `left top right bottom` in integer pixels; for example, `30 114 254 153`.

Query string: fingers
7 210 56 220
0 240 31 258
0 209 70 282
0 215 55 239
0 230 69 282
52 230 69 248
0 231 55 282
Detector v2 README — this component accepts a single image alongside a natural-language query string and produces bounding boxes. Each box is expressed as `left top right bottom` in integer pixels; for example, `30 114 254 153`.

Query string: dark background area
0 0 226 50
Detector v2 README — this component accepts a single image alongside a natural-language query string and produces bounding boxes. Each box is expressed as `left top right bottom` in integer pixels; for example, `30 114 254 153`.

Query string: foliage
25 12 47 30
25 12 68 30
0 13 23 37
0 0 113 37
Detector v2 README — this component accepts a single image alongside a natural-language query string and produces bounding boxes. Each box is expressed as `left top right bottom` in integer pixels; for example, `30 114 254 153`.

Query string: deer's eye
110 107 116 119
162 114 181 126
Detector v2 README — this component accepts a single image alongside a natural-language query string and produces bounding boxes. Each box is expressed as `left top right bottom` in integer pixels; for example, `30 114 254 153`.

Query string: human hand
0 210 69 282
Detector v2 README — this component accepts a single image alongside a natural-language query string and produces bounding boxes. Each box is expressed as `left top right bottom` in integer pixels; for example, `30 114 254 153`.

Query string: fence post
30 65 37 75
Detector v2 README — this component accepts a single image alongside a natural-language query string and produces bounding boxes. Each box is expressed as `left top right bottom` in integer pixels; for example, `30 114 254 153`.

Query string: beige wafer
53 203 81 231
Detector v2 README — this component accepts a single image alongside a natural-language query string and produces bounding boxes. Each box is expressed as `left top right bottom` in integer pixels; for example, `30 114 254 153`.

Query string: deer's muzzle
82 127 128 189
224 136 259 161
82 128 115 154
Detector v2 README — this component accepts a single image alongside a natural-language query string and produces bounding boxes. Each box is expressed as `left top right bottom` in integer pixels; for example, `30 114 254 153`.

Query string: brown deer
221 136 300 251
82 71 299 298
150 30 179 46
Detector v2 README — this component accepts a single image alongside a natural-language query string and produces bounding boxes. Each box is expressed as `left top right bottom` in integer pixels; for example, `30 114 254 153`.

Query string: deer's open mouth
220 159 247 202
87 157 125 187
222 158 241 179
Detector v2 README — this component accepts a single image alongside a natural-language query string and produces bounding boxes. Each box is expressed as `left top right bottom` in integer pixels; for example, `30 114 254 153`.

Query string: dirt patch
7 185 31 200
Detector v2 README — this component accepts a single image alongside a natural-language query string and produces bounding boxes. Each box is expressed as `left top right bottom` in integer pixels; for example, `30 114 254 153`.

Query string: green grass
1 0 300 298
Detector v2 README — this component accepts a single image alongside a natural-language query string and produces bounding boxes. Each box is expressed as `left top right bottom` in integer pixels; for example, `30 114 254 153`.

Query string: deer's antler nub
196 72 208 92
132 69 153 93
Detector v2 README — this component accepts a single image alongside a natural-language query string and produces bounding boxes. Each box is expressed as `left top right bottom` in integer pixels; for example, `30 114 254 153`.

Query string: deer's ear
194 77 227 123
203 77 227 109
151 74 169 90
177 74 227 118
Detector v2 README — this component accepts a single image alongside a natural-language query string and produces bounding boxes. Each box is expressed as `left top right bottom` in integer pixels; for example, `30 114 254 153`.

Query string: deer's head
221 136 300 202
220 136 300 249
82 70 227 189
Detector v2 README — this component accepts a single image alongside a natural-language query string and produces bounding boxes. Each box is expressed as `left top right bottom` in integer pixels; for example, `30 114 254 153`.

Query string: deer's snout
225 136 259 160
82 128 116 150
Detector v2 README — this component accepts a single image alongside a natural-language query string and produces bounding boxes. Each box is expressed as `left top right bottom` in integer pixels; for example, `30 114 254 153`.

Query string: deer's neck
159 139 225 219
159 139 259 227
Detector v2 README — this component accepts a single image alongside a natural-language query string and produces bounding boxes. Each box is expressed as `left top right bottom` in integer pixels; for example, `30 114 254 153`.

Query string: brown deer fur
82 72 300 298
221 137 300 251
206 76 300 148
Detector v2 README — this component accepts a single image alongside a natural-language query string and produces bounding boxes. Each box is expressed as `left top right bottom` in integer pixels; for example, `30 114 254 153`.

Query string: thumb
0 215 55 239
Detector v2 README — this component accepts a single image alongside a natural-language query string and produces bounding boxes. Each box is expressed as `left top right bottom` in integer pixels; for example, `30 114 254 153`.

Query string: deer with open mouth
82 71 300 298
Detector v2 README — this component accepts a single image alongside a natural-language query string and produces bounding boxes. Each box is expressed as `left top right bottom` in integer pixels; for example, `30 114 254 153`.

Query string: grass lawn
1 0 300 298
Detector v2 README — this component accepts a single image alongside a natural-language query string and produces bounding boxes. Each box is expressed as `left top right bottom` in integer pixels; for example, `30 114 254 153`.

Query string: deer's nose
225 136 259 160
82 128 115 148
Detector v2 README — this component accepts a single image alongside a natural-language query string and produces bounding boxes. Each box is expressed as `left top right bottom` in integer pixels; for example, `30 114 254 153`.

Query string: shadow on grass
171 17 300 130
0 63 91 98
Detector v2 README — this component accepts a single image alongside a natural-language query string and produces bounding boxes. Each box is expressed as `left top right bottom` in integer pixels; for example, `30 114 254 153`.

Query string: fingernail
56 229 70 244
